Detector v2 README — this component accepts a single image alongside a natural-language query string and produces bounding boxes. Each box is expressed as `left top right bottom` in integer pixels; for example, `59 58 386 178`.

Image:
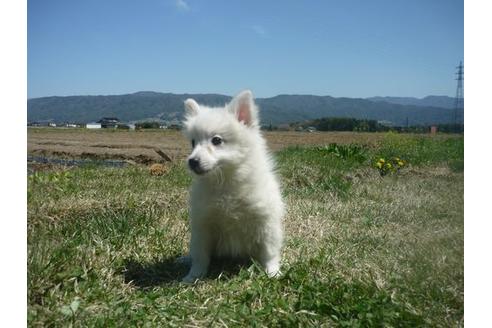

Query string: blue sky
27 0 463 99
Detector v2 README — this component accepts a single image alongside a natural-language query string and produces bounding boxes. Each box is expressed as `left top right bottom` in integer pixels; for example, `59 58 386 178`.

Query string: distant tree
136 122 160 129
436 124 464 133
311 117 376 132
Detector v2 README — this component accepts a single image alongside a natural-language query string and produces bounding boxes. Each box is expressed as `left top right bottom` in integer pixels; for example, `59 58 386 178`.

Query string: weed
28 170 72 185
374 157 406 176
318 143 368 163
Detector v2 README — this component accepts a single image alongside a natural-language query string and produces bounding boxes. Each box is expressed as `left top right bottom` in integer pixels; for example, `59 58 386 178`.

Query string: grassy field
27 130 464 326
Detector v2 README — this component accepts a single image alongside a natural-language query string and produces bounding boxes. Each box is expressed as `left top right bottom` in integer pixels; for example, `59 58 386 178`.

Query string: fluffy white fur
181 90 284 283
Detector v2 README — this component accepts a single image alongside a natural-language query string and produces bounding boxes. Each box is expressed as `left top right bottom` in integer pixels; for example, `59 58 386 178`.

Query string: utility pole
454 61 464 133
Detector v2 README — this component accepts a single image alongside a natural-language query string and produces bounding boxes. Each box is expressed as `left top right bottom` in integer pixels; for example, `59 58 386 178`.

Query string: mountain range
366 95 457 109
27 92 463 126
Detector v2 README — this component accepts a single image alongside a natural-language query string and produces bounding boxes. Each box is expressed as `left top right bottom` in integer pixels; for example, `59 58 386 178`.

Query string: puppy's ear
228 90 258 127
184 99 199 116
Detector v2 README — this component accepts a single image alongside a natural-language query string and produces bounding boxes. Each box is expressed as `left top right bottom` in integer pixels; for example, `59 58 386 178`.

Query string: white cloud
250 25 267 37
176 0 190 11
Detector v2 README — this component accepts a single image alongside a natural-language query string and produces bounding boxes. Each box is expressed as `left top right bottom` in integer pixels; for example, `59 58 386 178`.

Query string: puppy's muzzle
188 158 206 175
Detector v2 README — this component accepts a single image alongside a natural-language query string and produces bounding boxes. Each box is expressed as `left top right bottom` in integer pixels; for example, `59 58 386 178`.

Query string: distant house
377 120 394 127
86 122 102 129
97 117 120 128
306 126 317 133
48 122 57 127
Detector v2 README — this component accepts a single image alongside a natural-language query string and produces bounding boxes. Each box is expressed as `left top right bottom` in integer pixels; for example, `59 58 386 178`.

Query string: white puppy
181 90 284 283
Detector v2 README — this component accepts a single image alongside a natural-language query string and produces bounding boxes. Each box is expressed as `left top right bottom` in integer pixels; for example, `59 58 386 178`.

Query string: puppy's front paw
181 273 199 284
266 267 281 278
181 266 207 284
264 260 281 278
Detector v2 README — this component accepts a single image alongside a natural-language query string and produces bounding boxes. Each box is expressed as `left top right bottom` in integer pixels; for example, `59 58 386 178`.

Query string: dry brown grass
28 128 187 163
149 163 169 176
28 128 442 163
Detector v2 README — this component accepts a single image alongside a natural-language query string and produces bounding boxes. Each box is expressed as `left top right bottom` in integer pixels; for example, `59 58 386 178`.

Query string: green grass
374 132 464 167
28 133 463 327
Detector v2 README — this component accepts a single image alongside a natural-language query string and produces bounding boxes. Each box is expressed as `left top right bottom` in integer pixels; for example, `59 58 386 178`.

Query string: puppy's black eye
191 139 195 148
211 136 222 146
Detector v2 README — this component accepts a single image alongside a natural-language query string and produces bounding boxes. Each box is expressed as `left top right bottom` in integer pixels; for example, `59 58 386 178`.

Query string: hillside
367 95 456 109
27 92 463 126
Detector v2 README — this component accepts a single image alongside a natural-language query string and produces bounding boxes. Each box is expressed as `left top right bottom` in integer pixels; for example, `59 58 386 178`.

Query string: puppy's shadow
122 256 253 288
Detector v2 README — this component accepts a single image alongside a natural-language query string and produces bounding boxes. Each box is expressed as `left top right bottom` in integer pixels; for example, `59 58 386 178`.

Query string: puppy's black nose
188 158 200 171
